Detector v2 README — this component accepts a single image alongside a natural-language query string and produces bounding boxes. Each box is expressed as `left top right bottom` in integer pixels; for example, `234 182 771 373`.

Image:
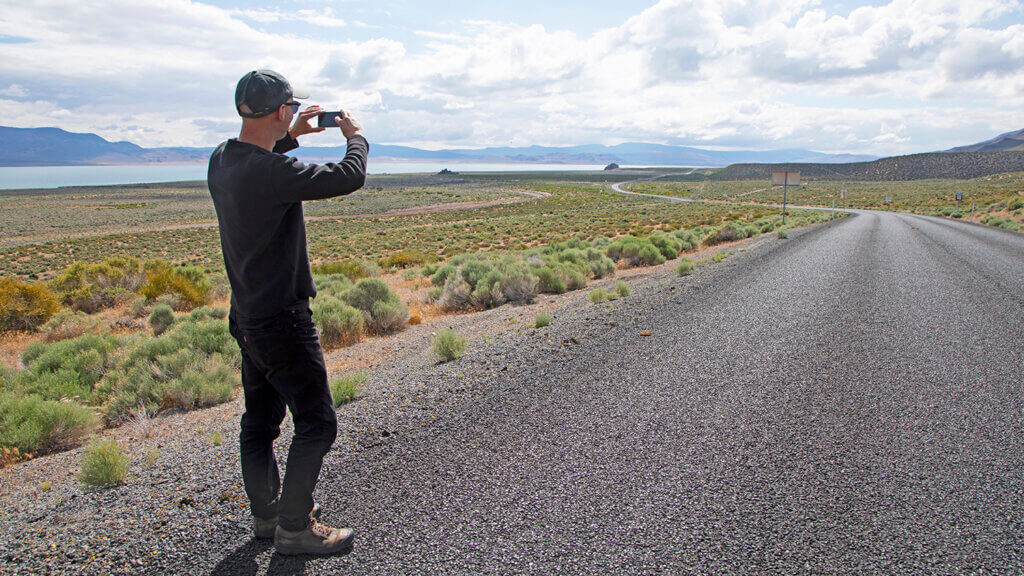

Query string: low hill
706 151 1024 181
946 129 1024 153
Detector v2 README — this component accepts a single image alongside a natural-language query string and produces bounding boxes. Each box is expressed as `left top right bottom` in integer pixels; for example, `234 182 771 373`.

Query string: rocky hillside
711 151 1024 181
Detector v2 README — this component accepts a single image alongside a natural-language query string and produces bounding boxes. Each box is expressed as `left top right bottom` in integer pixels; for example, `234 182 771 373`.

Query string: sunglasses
283 101 300 113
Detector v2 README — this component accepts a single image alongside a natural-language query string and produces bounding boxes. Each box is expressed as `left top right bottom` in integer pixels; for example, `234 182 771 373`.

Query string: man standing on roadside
208 69 367 556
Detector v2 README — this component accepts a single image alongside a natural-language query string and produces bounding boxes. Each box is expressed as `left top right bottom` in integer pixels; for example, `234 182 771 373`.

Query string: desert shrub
189 306 228 322
676 258 694 275
0 391 98 454
330 371 366 407
102 321 239 421
584 248 616 278
615 281 630 298
430 264 458 287
99 367 163 423
606 236 666 267
649 232 682 260
343 278 408 335
0 278 61 332
41 309 106 342
469 269 507 310
777 230 789 239
496 259 538 304
534 313 551 328
703 225 746 246
154 293 182 311
422 263 440 277
129 297 150 319
424 286 443 303
48 257 145 313
343 278 394 312
379 249 435 270
164 355 237 410
368 299 409 335
433 328 466 362
138 260 210 309
672 230 699 251
440 276 473 310
743 225 760 238
312 259 379 280
533 267 566 294
588 288 611 303
148 304 175 336
78 438 129 487
17 334 119 403
401 268 420 281
312 295 364 349
313 273 353 300
712 250 732 263
558 263 588 291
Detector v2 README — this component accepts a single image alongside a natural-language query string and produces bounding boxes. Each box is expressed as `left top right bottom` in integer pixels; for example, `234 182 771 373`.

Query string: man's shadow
208 539 351 576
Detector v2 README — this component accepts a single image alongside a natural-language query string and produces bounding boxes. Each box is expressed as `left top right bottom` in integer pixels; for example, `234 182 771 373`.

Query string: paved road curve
210 211 1024 575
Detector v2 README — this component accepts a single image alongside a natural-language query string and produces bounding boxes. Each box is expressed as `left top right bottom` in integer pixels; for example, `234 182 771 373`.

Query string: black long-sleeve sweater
208 133 368 321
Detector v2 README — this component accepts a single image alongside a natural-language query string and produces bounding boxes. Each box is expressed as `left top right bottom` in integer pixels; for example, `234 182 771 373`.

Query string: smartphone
318 111 343 128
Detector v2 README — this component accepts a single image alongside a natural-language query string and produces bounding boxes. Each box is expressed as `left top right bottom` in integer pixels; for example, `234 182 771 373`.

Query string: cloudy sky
1 0 1022 156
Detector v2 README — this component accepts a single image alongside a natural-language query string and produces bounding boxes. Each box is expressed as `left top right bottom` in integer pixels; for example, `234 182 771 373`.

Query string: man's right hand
336 110 364 139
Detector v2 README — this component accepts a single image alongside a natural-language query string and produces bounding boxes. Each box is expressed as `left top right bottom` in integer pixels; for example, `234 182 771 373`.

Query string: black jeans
229 307 338 532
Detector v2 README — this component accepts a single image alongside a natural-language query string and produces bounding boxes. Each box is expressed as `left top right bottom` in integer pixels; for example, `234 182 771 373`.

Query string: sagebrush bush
343 278 408 335
649 232 682 260
138 260 210 309
128 297 150 319
606 236 666 267
368 299 409 335
312 259 379 280
41 309 106 342
148 304 175 336
0 391 98 454
703 225 747 246
78 438 129 487
588 288 611 303
48 257 145 313
433 328 466 362
330 371 366 407
676 258 694 275
312 295 364 349
101 319 239 421
0 278 61 332
189 306 228 322
379 249 435 270
615 281 630 298
429 264 457 287
534 313 551 328
17 333 119 403
313 273 353 299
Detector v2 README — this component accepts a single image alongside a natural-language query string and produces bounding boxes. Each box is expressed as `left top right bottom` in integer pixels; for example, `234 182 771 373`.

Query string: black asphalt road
209 211 1024 575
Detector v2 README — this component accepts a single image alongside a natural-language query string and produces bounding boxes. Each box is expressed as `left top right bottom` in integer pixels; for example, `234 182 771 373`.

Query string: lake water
0 162 651 190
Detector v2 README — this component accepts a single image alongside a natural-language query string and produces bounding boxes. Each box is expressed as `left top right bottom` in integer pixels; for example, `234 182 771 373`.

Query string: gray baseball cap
235 69 309 118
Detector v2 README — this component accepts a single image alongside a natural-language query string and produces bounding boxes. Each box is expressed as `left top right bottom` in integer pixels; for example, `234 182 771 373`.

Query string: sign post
772 171 800 225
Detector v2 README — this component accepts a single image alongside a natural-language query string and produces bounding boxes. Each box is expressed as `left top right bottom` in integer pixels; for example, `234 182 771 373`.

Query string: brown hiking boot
253 502 321 540
274 518 354 556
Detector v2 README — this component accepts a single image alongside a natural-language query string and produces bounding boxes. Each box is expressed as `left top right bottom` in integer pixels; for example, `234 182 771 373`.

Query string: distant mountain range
3 125 1020 169
0 125 875 167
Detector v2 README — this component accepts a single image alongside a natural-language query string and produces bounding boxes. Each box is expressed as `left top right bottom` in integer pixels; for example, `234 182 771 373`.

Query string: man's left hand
289 105 326 140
